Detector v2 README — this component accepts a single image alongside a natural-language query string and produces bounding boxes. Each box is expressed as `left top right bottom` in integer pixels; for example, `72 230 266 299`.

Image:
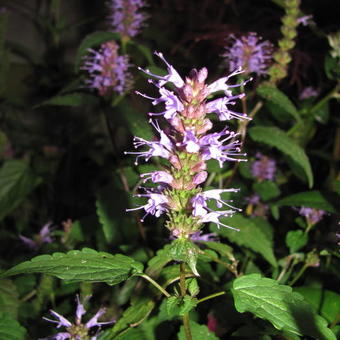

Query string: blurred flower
108 0 148 38
82 40 132 96
41 295 114 340
299 207 326 225
297 15 313 26
299 86 319 100
251 153 276 181
19 222 53 250
245 194 269 218
222 33 273 76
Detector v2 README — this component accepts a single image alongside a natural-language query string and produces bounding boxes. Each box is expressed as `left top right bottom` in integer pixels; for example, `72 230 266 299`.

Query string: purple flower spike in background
108 0 148 38
223 32 273 76
251 152 276 181
299 207 326 225
41 295 114 340
82 41 132 96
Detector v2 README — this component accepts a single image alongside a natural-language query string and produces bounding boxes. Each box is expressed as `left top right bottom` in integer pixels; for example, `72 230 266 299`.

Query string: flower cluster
41 295 114 340
82 40 132 96
107 0 148 38
222 33 273 76
126 52 250 238
251 152 276 181
299 207 326 226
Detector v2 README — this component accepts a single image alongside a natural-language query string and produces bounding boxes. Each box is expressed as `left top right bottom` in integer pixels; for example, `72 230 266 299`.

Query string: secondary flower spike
223 32 273 76
108 0 148 38
82 40 132 96
126 51 250 240
41 295 114 340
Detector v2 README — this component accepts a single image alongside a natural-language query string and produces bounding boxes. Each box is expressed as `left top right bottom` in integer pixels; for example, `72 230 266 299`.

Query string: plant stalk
180 263 192 340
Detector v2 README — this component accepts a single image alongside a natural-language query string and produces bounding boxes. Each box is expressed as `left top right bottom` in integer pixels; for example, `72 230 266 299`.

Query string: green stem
139 274 171 298
197 291 226 304
289 264 308 286
180 263 192 340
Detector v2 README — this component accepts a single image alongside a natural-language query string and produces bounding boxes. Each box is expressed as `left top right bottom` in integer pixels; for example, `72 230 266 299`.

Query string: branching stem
139 274 171 298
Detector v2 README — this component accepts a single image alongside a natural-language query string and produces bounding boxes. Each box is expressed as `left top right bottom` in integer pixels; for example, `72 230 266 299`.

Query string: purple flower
138 52 185 88
222 33 273 76
191 189 241 230
136 87 184 120
108 0 148 38
127 189 169 222
299 207 326 225
200 130 246 167
297 15 313 26
251 153 276 181
82 41 132 96
41 295 114 340
19 222 53 250
124 120 174 164
190 231 218 242
299 86 319 100
140 170 173 184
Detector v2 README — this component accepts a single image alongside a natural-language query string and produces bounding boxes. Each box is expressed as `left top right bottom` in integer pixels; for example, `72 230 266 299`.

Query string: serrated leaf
0 160 41 221
275 191 338 213
146 244 172 276
169 239 200 276
109 297 155 337
249 127 314 188
211 214 277 267
99 327 146 340
203 241 235 262
257 85 301 122
0 280 19 319
37 93 97 107
253 180 281 201
75 31 120 70
286 230 308 253
294 287 340 324
2 248 143 285
0 313 26 340
166 296 197 317
178 321 219 340
232 274 336 340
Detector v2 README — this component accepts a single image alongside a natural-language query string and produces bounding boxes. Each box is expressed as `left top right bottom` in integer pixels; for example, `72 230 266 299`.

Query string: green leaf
257 85 301 122
0 160 41 221
99 327 146 340
75 31 120 70
187 278 199 297
203 241 235 262
294 287 340 324
37 93 97 107
109 297 155 337
253 180 281 201
249 126 314 188
0 313 27 340
2 248 143 285
211 214 277 267
146 244 172 276
96 189 120 243
286 230 308 253
118 98 153 141
169 239 200 276
232 274 336 340
274 191 338 213
166 296 197 317
178 321 219 340
0 280 19 319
